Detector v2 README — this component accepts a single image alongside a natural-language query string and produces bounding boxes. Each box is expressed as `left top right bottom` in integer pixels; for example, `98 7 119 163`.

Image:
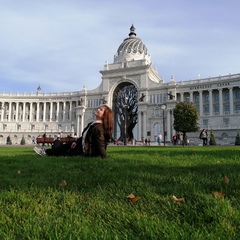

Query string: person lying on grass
34 105 113 159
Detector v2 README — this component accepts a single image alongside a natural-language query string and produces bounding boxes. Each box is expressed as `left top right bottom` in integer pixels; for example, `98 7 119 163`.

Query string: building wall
1 45 240 146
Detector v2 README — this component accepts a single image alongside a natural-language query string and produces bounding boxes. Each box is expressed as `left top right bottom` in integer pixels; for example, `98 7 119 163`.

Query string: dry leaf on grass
127 193 141 203
212 191 225 198
172 195 184 203
224 175 229 185
59 180 67 187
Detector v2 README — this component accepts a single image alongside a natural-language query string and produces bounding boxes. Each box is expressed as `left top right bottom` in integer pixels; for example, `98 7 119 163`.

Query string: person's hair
102 105 113 142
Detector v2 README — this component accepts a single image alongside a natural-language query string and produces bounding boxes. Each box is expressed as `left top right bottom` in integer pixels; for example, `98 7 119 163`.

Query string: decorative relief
129 75 141 81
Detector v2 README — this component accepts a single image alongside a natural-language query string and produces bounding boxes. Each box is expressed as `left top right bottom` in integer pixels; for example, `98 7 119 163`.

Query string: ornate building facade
0 25 240 145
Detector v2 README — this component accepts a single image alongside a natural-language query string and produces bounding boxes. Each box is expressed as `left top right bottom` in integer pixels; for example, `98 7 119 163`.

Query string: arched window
222 133 228 138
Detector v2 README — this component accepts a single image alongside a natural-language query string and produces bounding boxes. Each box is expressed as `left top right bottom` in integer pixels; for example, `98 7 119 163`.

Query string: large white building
1 25 240 145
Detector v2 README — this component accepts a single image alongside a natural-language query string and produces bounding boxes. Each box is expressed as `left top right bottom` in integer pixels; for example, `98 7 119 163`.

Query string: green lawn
0 145 240 240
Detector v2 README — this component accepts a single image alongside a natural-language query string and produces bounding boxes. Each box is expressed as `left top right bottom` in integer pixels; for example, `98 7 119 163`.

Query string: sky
1 0 240 94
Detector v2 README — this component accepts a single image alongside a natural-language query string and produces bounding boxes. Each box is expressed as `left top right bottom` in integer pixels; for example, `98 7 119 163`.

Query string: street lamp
124 105 128 145
161 104 166 146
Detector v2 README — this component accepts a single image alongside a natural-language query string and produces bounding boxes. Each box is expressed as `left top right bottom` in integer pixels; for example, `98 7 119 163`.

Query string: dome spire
129 24 136 37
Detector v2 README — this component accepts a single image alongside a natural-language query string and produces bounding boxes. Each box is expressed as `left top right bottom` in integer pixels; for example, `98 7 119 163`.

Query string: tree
235 130 240 145
173 102 199 146
114 84 138 141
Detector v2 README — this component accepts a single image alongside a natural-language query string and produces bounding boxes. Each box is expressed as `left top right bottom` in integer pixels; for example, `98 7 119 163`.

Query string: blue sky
1 0 240 93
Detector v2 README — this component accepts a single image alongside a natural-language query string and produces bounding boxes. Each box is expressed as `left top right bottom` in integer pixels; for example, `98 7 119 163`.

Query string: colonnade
0 100 77 123
178 86 240 116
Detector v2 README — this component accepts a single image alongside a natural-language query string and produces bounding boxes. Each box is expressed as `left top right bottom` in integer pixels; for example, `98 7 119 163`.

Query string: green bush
209 131 216 145
235 130 240 145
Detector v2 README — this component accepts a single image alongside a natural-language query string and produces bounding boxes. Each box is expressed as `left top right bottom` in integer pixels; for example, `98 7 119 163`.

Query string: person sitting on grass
34 105 113 159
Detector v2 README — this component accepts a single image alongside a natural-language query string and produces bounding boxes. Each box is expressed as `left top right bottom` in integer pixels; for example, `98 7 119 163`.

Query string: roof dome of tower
114 25 151 63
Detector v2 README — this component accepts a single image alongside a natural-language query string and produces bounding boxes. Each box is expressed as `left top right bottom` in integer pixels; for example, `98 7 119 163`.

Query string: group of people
34 105 114 159
199 129 210 146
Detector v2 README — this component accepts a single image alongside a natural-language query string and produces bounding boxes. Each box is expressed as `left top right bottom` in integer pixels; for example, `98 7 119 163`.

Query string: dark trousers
45 142 83 156
202 138 208 146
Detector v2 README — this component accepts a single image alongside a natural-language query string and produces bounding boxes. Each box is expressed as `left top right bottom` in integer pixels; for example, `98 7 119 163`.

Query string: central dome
114 25 151 63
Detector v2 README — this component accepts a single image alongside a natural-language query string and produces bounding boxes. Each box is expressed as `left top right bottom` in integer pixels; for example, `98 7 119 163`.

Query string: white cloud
0 0 240 93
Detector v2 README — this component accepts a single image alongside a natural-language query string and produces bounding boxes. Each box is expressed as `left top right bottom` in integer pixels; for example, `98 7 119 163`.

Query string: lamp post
124 105 128 145
161 104 166 146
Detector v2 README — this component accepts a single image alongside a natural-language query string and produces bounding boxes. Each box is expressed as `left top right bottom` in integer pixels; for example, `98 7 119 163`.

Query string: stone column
1 102 5 121
199 91 203 116
229 87 233 114
30 102 33 122
69 101 72 121
43 102 46 122
63 102 66 121
9 102 12 121
16 102 19 121
219 89 223 115
180 93 184 102
56 102 59 121
36 102 40 121
190 92 193 103
209 90 213 116
50 102 53 122
22 102 26 121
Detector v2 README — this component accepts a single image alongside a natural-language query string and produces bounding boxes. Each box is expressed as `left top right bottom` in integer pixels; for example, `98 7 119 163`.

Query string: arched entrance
112 82 138 143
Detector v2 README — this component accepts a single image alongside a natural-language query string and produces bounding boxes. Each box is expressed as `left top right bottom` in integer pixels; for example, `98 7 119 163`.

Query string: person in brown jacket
34 105 113 159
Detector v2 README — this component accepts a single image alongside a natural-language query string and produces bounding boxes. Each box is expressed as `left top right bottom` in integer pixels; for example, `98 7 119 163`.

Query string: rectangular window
215 93 219 101
236 91 240 99
204 106 209 115
225 92 229 100
214 105 219 113
236 104 240 111
203 119 208 127
195 95 199 103
223 118 229 126
205 95 209 102
224 105 230 113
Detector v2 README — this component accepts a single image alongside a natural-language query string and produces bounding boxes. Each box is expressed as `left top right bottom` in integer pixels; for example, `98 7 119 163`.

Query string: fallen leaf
213 191 225 198
127 193 141 203
127 193 135 199
172 195 184 202
130 196 141 203
59 180 67 187
224 175 229 185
